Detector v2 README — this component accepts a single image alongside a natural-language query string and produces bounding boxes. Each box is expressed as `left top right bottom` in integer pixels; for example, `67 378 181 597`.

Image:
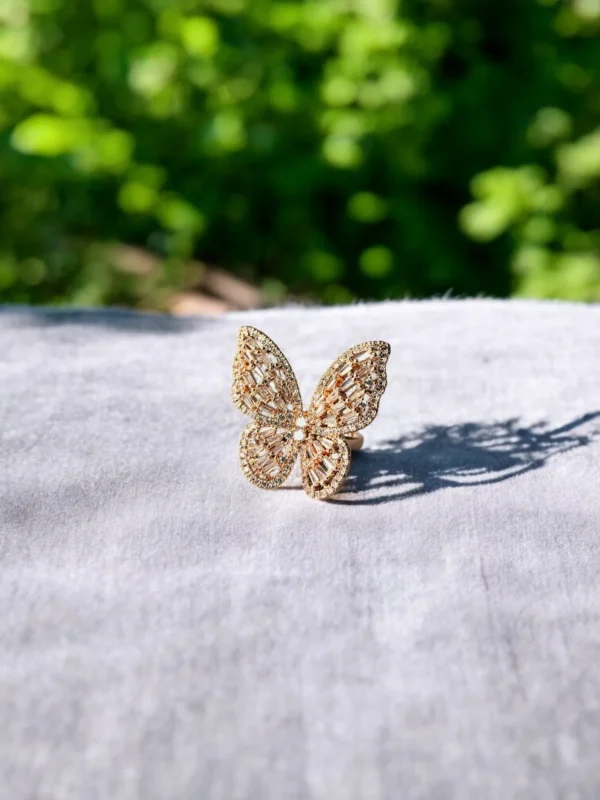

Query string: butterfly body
232 326 390 499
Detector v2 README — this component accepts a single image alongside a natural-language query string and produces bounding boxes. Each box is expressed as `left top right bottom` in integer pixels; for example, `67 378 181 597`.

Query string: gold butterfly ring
231 326 390 500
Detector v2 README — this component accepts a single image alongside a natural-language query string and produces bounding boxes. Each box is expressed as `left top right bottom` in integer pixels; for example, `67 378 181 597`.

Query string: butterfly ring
231 326 390 500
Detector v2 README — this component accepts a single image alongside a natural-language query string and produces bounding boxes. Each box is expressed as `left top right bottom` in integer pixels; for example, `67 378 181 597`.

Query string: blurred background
0 0 599 313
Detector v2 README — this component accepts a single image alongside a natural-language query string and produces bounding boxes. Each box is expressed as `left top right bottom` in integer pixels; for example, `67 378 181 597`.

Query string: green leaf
156 195 206 233
11 115 86 156
359 246 393 278
347 192 387 223
180 17 220 58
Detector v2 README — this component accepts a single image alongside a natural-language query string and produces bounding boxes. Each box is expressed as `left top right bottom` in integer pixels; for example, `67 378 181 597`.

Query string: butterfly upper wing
307 340 390 436
239 421 297 489
231 326 302 423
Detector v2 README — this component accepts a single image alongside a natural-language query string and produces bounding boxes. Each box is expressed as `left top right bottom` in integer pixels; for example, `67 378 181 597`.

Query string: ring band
345 432 364 451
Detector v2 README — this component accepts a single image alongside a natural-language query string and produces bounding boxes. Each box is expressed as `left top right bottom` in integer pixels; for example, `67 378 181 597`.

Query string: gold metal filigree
231 326 390 500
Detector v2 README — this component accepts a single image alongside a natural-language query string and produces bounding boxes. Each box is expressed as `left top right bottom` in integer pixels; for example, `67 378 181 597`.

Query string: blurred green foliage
1 0 600 307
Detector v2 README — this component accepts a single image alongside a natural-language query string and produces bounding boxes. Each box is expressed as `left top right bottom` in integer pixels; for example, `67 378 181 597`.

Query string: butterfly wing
299 433 351 499
308 340 390 435
231 326 302 422
298 340 390 499
232 326 302 490
239 422 298 489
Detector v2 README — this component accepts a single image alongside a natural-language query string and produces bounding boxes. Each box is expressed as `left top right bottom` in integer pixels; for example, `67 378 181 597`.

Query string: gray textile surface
1 299 600 800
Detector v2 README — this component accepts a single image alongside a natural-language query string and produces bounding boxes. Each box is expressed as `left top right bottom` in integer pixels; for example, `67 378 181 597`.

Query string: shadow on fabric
333 412 600 506
0 306 211 334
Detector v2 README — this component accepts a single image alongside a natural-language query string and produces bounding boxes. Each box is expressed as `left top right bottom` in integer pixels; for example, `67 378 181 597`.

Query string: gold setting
232 326 390 500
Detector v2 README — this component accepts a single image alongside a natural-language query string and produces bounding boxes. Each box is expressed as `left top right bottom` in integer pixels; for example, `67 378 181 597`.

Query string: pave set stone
232 327 390 499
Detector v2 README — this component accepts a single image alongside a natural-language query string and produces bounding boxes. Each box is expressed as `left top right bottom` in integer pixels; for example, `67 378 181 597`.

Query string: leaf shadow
332 412 600 506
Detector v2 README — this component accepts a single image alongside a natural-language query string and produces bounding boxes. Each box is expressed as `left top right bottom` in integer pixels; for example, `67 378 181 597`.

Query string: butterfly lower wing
308 340 390 436
239 422 298 489
232 326 302 423
299 433 351 499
